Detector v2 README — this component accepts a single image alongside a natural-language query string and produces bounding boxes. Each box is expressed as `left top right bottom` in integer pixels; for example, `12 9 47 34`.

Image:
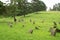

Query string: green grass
0 11 60 40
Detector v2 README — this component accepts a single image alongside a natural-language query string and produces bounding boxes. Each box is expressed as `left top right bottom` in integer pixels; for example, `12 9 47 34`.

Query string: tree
17 0 46 16
52 3 60 11
6 0 19 16
0 0 46 16
0 1 6 16
31 0 46 12
0 1 3 15
18 0 29 17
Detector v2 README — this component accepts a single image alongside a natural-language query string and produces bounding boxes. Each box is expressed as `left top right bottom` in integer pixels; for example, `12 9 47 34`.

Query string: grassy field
0 11 60 40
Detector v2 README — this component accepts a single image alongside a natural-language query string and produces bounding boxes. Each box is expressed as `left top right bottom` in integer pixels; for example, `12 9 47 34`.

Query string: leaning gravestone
50 27 56 36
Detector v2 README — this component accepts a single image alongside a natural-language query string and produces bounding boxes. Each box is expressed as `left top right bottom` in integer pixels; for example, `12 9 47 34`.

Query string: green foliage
31 0 46 11
0 1 3 6
0 0 46 16
0 1 6 15
17 0 46 16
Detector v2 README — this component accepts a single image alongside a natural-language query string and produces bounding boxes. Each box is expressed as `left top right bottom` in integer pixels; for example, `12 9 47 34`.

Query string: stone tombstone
8 22 13 27
28 29 33 34
50 27 56 36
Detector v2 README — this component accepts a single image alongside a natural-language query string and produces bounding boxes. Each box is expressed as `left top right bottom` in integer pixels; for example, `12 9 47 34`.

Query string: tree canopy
0 1 7 16
52 3 60 11
0 0 46 16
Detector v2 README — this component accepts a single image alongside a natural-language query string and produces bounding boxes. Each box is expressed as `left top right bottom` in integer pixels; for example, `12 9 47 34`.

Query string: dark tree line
0 0 46 17
50 3 60 11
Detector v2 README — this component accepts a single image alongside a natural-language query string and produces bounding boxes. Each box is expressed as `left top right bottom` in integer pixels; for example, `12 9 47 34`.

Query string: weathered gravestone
8 22 13 28
49 27 56 36
28 29 33 34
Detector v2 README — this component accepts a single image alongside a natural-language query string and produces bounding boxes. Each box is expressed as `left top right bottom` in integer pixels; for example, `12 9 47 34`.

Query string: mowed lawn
0 11 60 40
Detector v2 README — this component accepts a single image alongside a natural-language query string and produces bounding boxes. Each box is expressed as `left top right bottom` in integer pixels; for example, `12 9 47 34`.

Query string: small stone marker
28 29 33 34
35 26 39 30
8 22 13 27
33 21 35 24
